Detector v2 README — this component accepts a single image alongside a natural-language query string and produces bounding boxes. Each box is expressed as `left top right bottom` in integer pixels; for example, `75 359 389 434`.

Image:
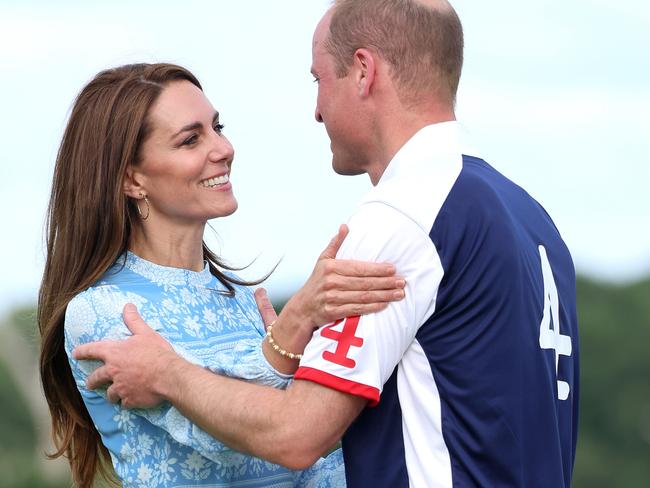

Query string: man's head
312 0 464 181
327 0 463 108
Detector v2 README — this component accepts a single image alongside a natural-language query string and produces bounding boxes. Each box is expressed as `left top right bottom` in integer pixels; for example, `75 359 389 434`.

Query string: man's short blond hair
326 0 464 107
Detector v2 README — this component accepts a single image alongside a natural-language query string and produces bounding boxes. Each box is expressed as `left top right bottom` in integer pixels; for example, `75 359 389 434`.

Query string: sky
0 0 648 317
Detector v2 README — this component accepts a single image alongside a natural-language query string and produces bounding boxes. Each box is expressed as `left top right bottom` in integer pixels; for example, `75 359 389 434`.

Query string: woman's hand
287 224 405 328
260 224 405 374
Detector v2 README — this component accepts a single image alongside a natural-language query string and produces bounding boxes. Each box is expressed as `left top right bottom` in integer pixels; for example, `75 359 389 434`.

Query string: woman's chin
210 200 238 219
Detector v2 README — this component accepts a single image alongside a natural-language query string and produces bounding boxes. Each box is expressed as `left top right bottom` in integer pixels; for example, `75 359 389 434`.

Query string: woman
38 63 404 487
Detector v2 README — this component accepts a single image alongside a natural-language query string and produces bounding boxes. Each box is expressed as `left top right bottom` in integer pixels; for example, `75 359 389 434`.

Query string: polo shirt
295 121 579 487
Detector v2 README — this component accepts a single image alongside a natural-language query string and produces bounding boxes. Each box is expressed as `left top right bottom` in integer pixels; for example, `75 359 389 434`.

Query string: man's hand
72 303 178 409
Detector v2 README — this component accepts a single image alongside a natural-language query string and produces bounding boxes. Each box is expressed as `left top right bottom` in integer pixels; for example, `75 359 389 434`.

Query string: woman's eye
213 123 225 134
181 134 198 146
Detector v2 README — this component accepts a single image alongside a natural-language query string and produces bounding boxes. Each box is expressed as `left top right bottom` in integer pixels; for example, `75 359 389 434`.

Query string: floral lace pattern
64 252 345 487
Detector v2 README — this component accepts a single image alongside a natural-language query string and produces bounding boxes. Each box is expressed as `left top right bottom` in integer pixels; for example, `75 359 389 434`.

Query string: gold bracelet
265 321 303 360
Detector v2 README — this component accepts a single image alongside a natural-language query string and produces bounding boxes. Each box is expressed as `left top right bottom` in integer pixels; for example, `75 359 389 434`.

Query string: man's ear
353 48 376 98
123 166 146 198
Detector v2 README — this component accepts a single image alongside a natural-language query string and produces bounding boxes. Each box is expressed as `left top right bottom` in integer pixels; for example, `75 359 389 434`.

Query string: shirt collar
376 121 480 187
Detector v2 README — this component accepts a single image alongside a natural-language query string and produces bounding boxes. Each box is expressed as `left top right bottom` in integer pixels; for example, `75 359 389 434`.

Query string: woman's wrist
266 321 303 360
276 296 318 347
261 303 316 374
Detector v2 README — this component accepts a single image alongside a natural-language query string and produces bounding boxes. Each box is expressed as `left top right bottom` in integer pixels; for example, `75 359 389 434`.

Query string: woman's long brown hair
38 63 255 487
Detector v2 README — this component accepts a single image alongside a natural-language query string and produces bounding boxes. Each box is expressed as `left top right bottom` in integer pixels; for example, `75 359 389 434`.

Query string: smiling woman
36 63 405 488
124 80 239 261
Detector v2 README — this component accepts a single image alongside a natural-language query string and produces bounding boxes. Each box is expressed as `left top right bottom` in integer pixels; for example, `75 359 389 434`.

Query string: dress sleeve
292 448 346 487
187 278 293 389
295 203 443 405
190 337 293 390
64 287 246 462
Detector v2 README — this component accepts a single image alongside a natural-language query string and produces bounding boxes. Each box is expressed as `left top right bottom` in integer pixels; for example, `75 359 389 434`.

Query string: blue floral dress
64 252 345 487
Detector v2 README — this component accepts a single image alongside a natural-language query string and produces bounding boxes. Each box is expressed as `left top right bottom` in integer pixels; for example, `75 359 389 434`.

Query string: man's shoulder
441 156 562 241
350 200 428 234
360 153 466 234
343 201 435 258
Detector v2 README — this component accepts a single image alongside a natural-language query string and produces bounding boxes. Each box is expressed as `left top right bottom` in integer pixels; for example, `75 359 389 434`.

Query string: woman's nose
208 133 234 163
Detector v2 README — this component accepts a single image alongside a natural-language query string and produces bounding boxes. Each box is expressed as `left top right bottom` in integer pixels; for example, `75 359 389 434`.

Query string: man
76 1 579 486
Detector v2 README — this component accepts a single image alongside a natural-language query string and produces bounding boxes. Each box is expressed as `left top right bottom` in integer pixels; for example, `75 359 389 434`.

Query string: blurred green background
0 275 648 487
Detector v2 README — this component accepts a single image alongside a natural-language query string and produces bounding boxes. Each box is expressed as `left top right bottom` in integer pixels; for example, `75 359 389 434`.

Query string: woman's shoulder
64 286 128 347
64 264 152 345
66 262 144 317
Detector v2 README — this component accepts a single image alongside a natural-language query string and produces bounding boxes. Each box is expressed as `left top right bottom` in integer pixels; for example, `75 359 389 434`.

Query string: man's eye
213 123 225 134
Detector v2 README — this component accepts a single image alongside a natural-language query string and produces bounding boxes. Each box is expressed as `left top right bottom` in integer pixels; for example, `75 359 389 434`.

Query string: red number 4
321 316 364 368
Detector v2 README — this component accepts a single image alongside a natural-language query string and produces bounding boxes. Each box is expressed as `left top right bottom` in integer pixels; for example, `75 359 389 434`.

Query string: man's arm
162 357 365 469
76 317 365 470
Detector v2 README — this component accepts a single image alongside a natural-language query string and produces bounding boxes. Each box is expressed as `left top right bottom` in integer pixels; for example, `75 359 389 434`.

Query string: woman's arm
65 289 253 463
259 224 405 374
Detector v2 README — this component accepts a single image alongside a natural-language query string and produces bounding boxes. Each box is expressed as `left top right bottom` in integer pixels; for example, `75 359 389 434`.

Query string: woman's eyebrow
171 112 220 138
172 121 202 138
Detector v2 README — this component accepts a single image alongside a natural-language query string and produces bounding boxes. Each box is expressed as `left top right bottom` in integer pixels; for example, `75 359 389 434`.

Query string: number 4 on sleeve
538 245 572 401
321 316 364 368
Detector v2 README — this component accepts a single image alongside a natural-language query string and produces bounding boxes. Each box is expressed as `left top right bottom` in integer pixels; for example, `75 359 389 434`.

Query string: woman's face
133 80 237 226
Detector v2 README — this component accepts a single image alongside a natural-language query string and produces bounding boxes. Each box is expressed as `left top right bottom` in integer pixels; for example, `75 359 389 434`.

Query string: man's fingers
319 224 349 260
106 384 121 405
72 341 112 361
254 288 278 326
86 365 114 390
123 303 154 335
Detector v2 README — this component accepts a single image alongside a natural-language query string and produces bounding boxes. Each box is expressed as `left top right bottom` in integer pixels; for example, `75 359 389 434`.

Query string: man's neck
367 108 456 185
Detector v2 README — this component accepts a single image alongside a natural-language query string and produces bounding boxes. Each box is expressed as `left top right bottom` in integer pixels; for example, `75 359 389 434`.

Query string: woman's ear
123 166 145 198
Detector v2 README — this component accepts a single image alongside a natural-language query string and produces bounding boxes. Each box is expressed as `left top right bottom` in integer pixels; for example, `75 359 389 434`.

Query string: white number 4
539 245 572 400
